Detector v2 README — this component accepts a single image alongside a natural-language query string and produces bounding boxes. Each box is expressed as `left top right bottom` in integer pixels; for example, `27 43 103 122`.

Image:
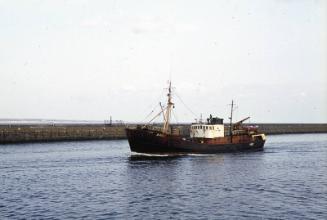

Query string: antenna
169 59 172 82
169 51 174 84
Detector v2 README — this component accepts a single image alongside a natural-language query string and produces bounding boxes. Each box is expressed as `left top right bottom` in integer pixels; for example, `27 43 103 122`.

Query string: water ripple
0 135 327 219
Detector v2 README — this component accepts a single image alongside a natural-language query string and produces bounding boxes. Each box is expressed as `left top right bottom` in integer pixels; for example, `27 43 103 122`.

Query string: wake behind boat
126 82 266 154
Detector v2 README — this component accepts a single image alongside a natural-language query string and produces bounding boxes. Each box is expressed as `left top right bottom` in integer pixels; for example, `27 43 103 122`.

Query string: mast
229 100 234 143
163 81 174 134
159 102 167 123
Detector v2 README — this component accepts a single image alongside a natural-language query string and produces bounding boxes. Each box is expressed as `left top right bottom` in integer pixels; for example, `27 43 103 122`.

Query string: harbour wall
0 124 126 144
0 123 327 144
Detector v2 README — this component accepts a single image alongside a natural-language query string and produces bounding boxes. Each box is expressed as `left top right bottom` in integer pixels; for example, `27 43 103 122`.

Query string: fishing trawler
126 82 266 154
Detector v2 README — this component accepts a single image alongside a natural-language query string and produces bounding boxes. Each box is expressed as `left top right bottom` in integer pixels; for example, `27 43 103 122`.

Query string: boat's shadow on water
127 153 227 163
128 153 187 161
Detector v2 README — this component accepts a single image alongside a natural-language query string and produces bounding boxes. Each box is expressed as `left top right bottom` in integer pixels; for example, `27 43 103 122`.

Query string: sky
0 0 326 123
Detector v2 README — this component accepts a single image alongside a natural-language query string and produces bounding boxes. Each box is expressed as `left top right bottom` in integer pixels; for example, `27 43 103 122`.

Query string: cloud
80 16 111 27
131 19 198 35
80 14 198 35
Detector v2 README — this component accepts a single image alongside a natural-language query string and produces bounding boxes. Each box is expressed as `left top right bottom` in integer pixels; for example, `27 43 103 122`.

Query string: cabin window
200 126 202 129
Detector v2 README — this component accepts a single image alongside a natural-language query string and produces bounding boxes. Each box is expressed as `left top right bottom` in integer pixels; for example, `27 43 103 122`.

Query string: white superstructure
190 124 225 138
190 116 225 139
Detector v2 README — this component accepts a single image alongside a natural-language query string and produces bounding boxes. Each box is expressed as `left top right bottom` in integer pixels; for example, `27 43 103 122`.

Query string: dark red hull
126 128 265 154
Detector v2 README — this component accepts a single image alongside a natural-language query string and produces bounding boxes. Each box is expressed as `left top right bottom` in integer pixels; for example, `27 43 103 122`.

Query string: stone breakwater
0 123 327 144
0 124 126 144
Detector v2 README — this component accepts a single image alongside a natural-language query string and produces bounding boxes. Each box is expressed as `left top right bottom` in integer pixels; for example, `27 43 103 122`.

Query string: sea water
1 134 326 219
